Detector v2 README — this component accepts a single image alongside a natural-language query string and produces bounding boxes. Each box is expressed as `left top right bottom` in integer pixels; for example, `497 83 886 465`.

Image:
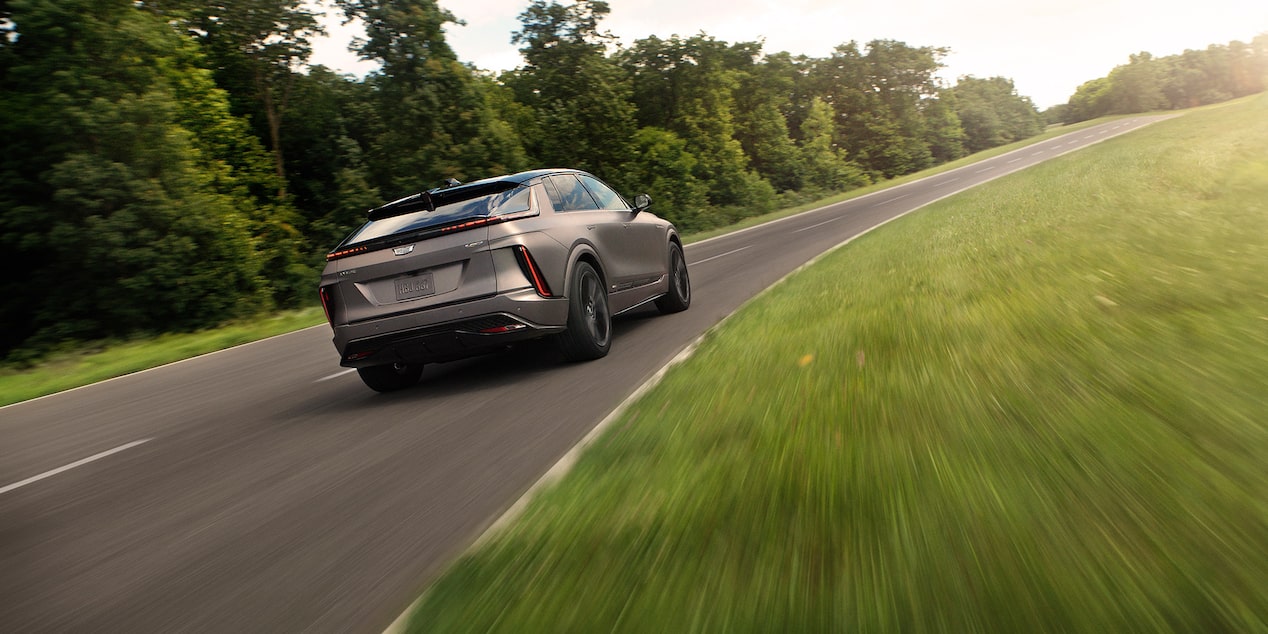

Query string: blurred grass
408 93 1268 632
0 307 325 407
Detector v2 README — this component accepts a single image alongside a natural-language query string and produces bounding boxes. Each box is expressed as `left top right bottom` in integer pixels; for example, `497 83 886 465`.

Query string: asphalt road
0 116 1171 633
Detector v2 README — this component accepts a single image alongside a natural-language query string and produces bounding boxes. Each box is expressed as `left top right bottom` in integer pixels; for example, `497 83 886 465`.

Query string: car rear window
344 185 532 246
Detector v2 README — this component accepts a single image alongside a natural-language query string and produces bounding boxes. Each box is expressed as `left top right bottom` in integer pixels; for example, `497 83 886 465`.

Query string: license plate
394 272 435 301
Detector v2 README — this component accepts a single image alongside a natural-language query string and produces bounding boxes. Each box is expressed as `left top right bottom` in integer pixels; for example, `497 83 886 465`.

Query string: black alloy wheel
655 241 691 314
557 261 612 361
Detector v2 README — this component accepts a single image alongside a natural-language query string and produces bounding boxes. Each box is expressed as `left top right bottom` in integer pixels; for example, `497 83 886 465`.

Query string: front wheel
655 242 691 314
357 363 424 392
556 262 611 361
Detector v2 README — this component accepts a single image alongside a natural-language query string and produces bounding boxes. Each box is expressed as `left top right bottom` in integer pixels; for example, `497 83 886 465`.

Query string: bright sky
309 0 1268 109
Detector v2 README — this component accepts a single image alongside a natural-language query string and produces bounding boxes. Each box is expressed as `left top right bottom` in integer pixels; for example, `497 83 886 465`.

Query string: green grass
407 93 1268 632
0 307 325 407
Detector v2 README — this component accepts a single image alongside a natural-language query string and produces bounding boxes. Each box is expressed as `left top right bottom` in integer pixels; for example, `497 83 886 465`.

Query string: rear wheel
556 262 611 361
357 363 424 392
655 242 691 314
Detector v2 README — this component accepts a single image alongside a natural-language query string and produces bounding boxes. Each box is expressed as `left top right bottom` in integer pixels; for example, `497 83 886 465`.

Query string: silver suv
319 169 691 392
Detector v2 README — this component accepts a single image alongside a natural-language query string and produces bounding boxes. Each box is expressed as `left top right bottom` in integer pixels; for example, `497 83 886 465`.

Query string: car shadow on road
288 304 670 417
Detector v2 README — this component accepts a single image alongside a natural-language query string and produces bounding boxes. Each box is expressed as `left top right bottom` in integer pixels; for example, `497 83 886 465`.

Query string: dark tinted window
541 176 565 210
578 175 627 210
345 185 531 245
546 175 600 212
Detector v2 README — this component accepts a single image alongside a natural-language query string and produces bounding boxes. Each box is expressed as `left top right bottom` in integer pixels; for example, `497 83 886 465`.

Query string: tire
556 261 612 361
357 363 424 392
655 241 691 314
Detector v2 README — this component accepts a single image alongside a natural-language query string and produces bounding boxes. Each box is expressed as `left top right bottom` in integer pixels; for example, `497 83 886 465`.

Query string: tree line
1050 36 1268 124
0 0 1248 361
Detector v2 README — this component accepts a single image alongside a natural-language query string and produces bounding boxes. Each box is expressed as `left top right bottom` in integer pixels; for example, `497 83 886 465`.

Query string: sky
308 0 1268 109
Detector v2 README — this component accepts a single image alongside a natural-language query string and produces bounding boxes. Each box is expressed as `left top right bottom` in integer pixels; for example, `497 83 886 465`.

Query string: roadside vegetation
0 308 324 408
406 94 1268 632
1050 39 1268 124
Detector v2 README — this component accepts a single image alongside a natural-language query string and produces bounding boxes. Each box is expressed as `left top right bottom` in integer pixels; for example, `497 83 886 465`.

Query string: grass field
406 94 1268 632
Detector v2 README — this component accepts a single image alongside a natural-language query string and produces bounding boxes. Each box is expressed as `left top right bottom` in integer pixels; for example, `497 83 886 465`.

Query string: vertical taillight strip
319 286 334 324
513 246 553 297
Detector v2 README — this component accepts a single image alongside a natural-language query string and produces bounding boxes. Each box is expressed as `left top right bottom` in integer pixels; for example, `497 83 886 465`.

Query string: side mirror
632 193 652 213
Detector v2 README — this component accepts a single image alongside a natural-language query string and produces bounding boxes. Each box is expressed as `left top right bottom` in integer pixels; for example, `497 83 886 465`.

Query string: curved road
0 116 1170 632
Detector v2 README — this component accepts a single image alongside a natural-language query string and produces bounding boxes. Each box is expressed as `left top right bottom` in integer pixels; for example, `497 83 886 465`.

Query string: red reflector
346 351 375 361
479 324 528 334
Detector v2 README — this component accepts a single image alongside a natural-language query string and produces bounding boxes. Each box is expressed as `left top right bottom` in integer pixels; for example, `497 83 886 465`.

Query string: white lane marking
690 245 752 265
941 176 961 184
870 193 909 208
1099 129 1108 134
0 439 153 496
1007 157 1022 164
316 368 357 382
975 166 993 173
1066 139 1079 145
1031 150 1044 156
792 216 843 233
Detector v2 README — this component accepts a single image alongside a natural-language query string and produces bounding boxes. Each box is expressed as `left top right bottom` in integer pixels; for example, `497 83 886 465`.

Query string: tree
179 0 323 200
508 0 636 181
339 0 526 197
0 0 268 356
620 34 775 208
804 40 948 179
733 51 805 192
799 97 869 192
951 76 1041 153
1103 52 1168 114
1060 38 1268 123
623 127 712 231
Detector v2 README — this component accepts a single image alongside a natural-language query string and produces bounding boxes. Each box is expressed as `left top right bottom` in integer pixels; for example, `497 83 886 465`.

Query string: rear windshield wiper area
368 181 518 221
331 181 534 257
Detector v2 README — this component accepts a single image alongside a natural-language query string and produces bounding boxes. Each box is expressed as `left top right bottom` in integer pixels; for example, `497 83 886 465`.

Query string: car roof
500 168 586 185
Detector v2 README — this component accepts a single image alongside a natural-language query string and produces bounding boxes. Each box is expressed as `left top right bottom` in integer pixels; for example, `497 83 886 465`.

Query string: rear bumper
332 288 569 367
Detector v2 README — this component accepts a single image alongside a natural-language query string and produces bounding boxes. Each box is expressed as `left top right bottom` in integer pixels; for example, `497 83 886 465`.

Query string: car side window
545 175 601 212
541 176 565 210
578 175 628 210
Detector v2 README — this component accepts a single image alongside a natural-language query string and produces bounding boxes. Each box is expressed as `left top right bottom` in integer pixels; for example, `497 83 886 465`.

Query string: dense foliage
0 0 1259 359
1056 38 1268 123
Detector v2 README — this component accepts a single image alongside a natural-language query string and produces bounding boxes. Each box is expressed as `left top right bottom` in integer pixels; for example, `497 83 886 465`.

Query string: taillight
513 246 552 297
319 286 334 324
326 245 369 261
